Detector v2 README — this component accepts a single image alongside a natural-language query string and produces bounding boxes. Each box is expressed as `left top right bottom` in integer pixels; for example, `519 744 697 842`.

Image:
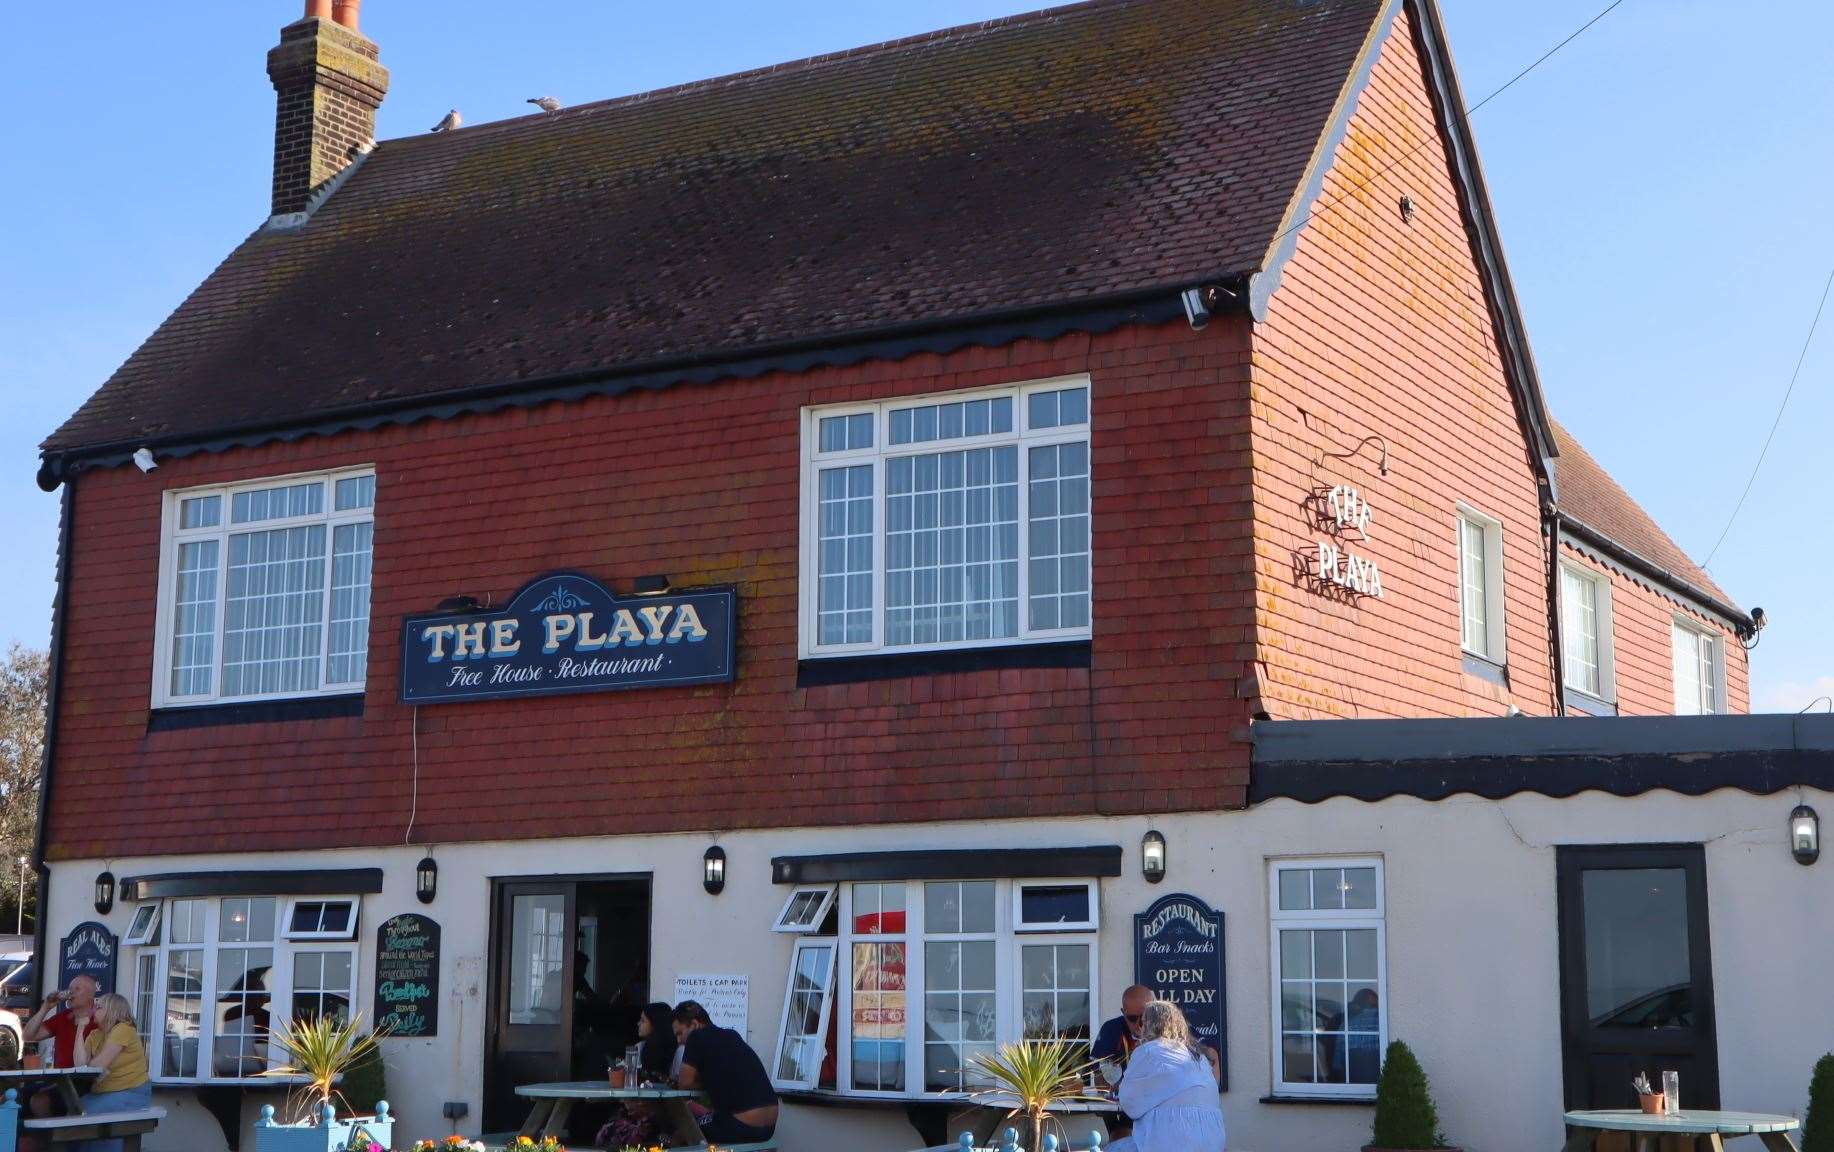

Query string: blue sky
0 0 1828 709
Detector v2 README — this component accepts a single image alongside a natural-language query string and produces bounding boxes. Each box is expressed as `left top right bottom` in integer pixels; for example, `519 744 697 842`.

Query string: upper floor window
155 468 374 708
1671 621 1722 715
801 379 1091 657
1455 506 1505 662
1560 563 1615 703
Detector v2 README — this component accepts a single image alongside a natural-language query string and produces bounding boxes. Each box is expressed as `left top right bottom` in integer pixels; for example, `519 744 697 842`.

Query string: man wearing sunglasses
1093 985 1222 1081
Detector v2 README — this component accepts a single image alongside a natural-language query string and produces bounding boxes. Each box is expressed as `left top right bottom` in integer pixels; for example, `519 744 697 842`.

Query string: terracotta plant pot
22 1053 42 1070
607 1066 627 1088
1639 1092 1666 1115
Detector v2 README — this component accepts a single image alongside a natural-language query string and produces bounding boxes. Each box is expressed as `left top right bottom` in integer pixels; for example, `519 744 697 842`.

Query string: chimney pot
305 0 332 18
332 0 361 30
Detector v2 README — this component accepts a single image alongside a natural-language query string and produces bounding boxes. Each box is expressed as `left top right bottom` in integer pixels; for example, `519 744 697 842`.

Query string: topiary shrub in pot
1365 1040 1460 1152
1805 1052 1834 1152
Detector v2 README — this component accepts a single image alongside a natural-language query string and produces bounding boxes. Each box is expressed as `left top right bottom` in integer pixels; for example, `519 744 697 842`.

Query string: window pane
222 525 327 697
134 954 158 1056
1341 868 1377 910
1564 569 1601 695
851 883 905 935
1019 884 1090 926
819 414 874 453
961 882 995 934
1312 868 1345 911
885 447 1018 646
170 539 219 697
179 495 222 529
169 899 206 945
1028 441 1090 632
1028 386 1087 430
851 941 906 1091
231 482 324 524
333 475 375 512
508 895 566 1025
214 946 273 1076
164 949 204 1077
1582 868 1692 1027
1278 869 1312 911
817 465 874 646
327 522 373 685
924 939 996 1090
1461 518 1488 655
1672 624 1713 715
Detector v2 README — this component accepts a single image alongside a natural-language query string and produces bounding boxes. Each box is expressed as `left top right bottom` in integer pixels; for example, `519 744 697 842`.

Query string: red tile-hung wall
47 320 1261 861
1557 545 1750 716
1244 9 1557 720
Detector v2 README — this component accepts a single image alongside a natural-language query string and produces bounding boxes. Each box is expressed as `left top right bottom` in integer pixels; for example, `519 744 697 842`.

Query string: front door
1556 845 1720 1110
487 883 575 1131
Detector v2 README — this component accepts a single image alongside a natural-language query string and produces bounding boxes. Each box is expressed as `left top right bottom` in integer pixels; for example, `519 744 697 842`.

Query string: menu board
373 913 440 1037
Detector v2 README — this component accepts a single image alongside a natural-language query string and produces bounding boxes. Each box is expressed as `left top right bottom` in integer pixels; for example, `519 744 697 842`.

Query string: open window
284 898 359 941
1013 880 1097 932
773 886 837 935
124 902 163 947
771 939 837 1090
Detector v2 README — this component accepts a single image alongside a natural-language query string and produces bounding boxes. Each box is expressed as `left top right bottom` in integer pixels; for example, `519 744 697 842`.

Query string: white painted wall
42 786 1833 1152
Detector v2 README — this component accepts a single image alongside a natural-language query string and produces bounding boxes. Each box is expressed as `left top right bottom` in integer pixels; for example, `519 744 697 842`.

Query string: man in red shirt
20 975 101 1118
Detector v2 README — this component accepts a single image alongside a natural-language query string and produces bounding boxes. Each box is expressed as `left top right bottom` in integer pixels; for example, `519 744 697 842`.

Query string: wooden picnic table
514 1081 704 1148
1562 1109 1802 1152
0 1066 101 1115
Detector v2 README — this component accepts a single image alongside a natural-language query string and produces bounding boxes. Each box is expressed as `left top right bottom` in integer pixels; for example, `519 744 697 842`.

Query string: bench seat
24 1107 165 1147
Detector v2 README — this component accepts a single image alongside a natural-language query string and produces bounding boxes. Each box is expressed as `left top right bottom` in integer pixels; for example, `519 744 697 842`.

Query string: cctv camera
132 447 157 473
1182 287 1211 331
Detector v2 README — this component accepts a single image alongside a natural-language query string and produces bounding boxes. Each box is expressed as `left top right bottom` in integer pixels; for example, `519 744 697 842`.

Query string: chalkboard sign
373 914 439 1036
58 921 117 995
1134 893 1226 1090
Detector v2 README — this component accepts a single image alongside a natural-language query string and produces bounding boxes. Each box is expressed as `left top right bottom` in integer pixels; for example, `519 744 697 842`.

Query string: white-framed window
1672 620 1723 715
124 903 162 947
1455 506 1505 661
1269 858 1385 1099
1012 881 1098 932
285 898 359 941
1560 563 1615 701
773 939 838 1090
774 886 838 935
800 378 1092 658
774 877 1098 1098
153 467 375 708
127 894 361 1082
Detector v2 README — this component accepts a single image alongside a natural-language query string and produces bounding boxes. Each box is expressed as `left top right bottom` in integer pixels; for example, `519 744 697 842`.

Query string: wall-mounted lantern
416 854 439 903
703 846 727 895
94 870 115 915
1791 805 1820 866
1142 830 1167 884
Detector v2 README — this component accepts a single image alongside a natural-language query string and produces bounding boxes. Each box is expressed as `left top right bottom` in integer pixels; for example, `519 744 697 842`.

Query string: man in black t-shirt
672 1000 779 1143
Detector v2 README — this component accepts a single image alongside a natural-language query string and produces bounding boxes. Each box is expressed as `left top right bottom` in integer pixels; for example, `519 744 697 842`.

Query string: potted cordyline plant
255 1014 393 1152
969 1039 1104 1151
1365 1040 1460 1152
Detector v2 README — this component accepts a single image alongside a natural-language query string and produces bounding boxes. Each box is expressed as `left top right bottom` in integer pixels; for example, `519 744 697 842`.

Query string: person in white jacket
1108 1000 1226 1152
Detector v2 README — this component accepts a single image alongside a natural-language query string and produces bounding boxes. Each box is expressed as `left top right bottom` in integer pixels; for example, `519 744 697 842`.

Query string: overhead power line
1699 266 1834 568
1266 0 1629 252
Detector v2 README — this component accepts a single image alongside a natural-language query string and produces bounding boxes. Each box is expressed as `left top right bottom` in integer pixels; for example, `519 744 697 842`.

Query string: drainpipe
30 482 74 983
1543 501 1568 717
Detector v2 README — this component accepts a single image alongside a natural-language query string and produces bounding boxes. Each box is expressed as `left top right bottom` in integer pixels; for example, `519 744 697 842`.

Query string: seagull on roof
431 109 461 133
527 96 563 114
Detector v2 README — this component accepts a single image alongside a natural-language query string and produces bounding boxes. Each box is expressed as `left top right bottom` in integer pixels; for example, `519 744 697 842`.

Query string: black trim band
797 641 1090 687
148 694 364 732
121 868 383 901
772 846 1122 884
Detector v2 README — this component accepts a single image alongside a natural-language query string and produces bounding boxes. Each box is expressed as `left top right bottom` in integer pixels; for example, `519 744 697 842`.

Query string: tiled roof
43 0 1383 457
1550 420 1736 609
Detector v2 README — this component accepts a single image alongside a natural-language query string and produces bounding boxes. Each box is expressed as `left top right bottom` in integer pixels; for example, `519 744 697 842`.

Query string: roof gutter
1556 513 1754 635
37 275 1250 489
29 481 73 983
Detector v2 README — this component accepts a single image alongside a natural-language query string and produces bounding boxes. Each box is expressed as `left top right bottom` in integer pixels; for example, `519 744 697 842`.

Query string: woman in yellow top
77 994 152 1152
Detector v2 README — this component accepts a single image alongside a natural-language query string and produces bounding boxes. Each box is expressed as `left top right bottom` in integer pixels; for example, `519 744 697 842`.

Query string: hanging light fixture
416 854 439 903
1790 805 1819 866
703 846 727 895
94 870 115 915
1142 830 1167 884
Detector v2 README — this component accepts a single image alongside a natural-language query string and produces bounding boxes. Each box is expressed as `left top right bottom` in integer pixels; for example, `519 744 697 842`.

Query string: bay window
771 878 1097 1098
801 379 1092 658
154 467 375 707
127 894 361 1081
1270 859 1386 1098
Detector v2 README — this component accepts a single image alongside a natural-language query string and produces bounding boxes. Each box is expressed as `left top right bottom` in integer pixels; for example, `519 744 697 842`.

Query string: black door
485 882 576 1132
1556 845 1720 1110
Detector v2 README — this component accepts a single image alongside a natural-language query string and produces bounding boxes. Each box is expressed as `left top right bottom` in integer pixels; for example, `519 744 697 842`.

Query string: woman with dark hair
637 1002 676 1082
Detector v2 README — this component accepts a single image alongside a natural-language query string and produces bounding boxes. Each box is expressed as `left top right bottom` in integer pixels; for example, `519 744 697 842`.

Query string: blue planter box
255 1101 393 1152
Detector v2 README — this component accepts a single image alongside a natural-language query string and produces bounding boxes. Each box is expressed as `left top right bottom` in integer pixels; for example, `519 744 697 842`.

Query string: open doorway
485 875 652 1133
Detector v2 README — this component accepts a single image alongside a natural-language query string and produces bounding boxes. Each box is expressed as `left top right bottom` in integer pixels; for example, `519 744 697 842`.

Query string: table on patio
0 1066 101 1115
1562 1109 1801 1152
514 1082 703 1148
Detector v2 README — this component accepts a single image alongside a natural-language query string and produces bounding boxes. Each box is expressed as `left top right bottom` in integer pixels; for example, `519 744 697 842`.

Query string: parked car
1 953 37 1012
0 1006 21 1067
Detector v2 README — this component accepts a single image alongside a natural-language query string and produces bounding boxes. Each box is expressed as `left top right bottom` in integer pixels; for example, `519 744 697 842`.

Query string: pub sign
58 921 117 995
1134 893 1227 1090
401 572 736 704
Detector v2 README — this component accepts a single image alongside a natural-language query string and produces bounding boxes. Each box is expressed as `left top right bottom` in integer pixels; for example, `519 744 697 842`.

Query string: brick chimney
266 0 389 218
